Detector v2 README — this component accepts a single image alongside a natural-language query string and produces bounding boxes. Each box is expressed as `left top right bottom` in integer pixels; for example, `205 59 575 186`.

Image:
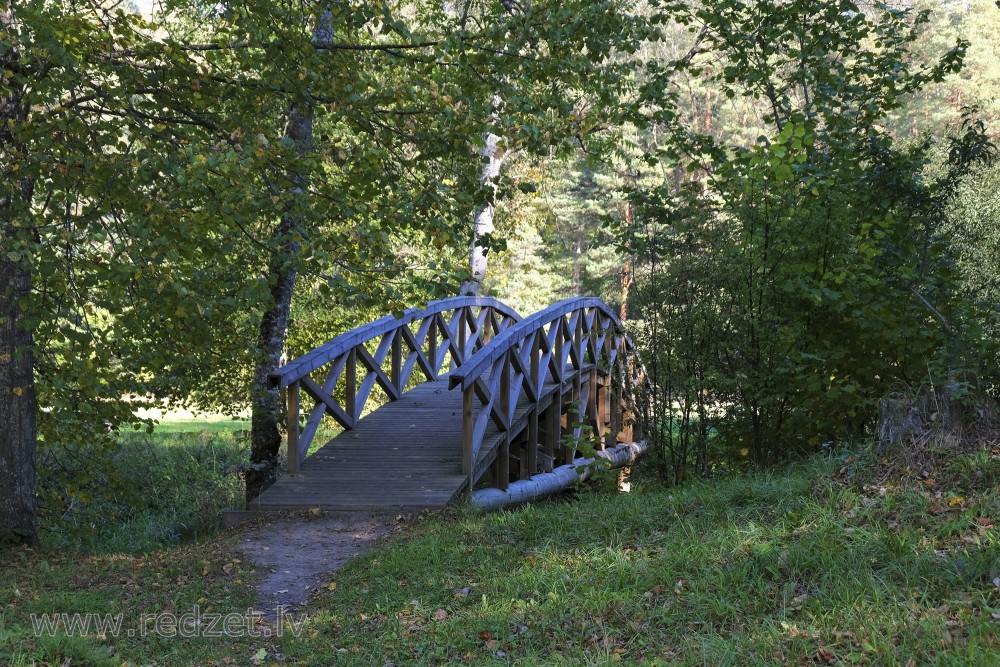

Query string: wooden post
611 369 622 446
287 380 301 475
569 378 581 463
458 307 467 364
588 367 600 445
545 392 562 468
527 331 540 478
428 318 438 377
346 348 357 424
391 329 401 393
574 309 583 370
571 309 583 459
499 437 510 490
626 348 638 442
554 318 564 383
526 407 538 478
571 312 584 462
500 351 511 427
463 386 474 491
530 331 540 397
499 352 510 490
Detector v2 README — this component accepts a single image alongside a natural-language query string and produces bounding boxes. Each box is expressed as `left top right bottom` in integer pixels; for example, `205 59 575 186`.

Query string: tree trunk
0 8 39 545
457 0 526 298
459 103 504 296
246 103 312 504
0 248 38 546
620 259 632 322
0 174 37 548
572 224 584 295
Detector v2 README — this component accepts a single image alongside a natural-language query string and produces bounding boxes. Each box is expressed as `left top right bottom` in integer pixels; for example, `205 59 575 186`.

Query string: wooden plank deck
251 378 471 512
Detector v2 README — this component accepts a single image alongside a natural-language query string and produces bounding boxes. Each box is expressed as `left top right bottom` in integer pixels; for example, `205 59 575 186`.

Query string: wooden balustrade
448 297 643 492
269 297 521 474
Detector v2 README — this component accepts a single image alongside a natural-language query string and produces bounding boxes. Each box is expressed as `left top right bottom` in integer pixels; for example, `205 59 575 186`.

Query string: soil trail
238 512 397 612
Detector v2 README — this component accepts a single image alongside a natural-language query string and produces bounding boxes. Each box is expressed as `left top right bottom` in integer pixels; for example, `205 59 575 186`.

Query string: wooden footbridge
251 296 646 513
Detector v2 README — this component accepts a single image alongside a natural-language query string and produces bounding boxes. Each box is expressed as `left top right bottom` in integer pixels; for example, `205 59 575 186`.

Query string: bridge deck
251 378 472 512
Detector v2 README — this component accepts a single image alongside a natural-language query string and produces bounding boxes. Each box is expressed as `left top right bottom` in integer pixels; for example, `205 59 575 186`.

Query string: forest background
1 0 999 548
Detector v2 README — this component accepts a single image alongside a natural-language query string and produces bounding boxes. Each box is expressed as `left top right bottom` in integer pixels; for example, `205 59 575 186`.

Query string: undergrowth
38 428 246 555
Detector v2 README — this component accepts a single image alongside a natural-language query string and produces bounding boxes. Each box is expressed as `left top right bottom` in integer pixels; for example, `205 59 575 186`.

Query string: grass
39 431 246 555
4 450 1000 665
38 412 340 554
132 408 252 434
0 450 1000 667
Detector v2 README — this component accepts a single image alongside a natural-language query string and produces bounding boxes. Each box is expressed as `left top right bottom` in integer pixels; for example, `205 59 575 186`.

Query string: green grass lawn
133 407 252 434
5 450 1000 665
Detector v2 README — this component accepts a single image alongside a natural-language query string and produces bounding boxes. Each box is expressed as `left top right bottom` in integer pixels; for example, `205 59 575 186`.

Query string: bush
622 0 996 480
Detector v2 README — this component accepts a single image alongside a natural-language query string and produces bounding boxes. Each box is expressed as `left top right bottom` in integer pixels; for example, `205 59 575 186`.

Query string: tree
0 4 36 540
623 0 991 475
0 0 286 543
1 0 653 540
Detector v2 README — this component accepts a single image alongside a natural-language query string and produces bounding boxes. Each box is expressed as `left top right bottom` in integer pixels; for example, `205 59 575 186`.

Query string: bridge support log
469 441 647 510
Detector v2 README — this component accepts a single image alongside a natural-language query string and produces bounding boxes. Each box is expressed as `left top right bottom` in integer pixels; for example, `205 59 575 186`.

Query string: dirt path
237 512 398 613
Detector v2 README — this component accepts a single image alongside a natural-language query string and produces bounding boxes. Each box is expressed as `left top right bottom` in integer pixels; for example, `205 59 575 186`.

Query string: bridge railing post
552 316 565 464
458 306 467 364
498 352 511 490
391 329 401 393
463 385 474 490
345 348 357 425
428 318 438 376
526 331 539 478
287 380 301 475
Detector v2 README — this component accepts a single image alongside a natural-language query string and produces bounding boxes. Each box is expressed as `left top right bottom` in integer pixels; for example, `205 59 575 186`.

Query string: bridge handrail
270 296 521 389
446 296 644 490
448 297 623 392
272 296 522 474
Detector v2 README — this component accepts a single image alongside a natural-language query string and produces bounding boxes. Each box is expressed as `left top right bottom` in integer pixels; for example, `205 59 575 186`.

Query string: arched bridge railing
270 297 521 474
448 297 643 492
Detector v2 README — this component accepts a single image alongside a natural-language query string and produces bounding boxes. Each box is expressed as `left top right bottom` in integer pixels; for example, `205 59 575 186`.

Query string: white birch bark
470 441 648 510
460 96 504 296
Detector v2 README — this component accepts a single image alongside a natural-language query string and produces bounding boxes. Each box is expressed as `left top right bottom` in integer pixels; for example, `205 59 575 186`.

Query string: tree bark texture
0 6 39 546
460 103 504 296
470 441 647 510
246 103 312 504
0 249 38 546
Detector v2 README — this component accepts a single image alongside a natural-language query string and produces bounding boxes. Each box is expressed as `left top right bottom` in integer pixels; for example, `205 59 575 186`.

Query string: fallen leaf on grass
815 648 836 664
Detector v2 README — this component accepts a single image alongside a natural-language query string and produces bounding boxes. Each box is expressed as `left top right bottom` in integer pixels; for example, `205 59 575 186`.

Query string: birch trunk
471 441 647 510
460 100 504 296
246 187 304 503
